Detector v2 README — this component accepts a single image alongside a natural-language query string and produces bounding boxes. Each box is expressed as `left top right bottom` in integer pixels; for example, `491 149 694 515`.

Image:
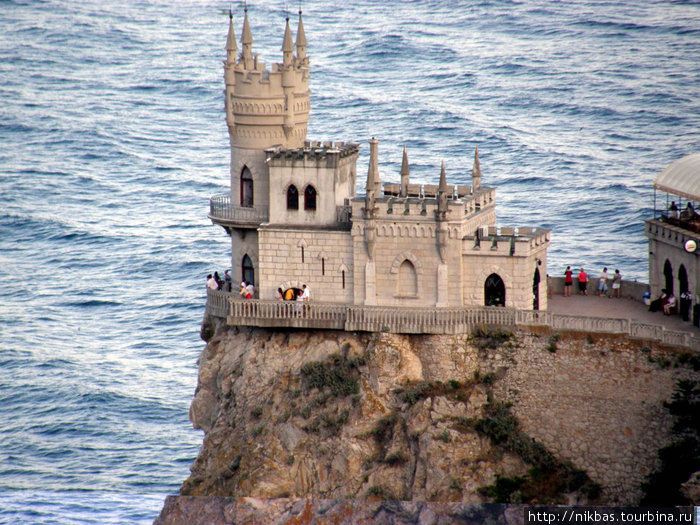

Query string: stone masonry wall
257 228 353 302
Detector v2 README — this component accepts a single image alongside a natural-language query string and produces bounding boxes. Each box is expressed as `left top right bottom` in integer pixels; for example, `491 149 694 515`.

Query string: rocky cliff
174 315 693 512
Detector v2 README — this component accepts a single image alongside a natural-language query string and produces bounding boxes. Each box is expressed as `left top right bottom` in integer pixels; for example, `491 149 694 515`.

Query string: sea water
1 0 699 522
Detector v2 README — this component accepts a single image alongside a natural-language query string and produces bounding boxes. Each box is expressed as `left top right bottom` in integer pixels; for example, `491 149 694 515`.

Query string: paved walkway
548 293 698 335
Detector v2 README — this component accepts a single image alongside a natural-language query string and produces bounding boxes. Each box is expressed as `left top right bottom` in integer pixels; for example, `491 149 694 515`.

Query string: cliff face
182 316 688 506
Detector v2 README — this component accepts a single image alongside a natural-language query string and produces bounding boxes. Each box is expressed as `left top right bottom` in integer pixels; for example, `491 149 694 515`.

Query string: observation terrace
208 194 269 229
205 287 700 352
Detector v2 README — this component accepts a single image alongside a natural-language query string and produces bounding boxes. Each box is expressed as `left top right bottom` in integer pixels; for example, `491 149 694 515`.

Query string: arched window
287 185 299 210
240 166 253 208
304 185 317 211
679 264 688 294
485 273 505 307
663 259 673 295
398 260 417 296
242 254 254 286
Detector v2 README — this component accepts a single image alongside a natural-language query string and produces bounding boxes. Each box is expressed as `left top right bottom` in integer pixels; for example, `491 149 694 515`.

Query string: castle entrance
283 287 301 301
484 273 505 307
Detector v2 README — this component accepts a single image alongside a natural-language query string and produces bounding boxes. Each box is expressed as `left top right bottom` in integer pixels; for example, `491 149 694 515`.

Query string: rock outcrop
177 315 691 510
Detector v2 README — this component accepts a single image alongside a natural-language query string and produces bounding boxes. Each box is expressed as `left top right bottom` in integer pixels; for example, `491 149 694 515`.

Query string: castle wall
257 228 353 302
646 220 698 299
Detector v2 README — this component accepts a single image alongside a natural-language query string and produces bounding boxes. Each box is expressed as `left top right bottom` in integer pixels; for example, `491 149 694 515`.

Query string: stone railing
208 193 269 225
205 290 700 351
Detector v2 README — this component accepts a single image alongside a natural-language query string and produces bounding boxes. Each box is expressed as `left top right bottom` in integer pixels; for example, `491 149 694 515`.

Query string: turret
366 137 381 202
295 10 307 64
364 138 380 262
437 161 448 217
472 146 482 191
240 7 254 69
282 17 294 68
400 146 410 197
224 11 237 128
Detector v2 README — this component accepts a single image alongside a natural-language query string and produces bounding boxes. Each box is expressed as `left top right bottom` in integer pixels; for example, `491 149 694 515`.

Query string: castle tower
221 9 311 288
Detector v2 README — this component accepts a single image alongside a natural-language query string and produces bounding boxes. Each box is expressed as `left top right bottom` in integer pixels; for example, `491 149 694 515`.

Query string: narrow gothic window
242 254 254 285
398 260 417 296
322 258 325 275
304 185 317 210
342 270 345 289
301 246 305 263
287 185 298 210
240 167 253 208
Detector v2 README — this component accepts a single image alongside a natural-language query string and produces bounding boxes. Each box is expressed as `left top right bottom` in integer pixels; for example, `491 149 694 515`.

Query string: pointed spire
472 146 482 190
439 161 447 193
400 145 410 197
240 7 254 68
282 17 294 53
241 7 253 45
296 9 306 60
226 10 237 54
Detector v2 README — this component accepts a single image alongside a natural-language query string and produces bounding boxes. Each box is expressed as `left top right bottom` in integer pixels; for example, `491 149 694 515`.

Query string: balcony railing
208 194 269 226
205 290 700 351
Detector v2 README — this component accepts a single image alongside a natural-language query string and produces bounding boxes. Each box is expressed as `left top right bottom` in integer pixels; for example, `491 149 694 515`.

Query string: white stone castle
209 9 551 311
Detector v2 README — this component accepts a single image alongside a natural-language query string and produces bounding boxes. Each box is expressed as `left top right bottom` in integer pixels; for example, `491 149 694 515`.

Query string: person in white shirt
206 274 218 290
301 284 310 302
597 267 608 296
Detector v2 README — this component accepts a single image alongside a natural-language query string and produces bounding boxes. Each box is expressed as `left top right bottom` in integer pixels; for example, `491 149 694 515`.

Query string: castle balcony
208 193 269 229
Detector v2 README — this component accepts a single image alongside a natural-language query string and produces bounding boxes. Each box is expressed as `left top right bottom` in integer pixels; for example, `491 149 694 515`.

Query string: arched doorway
679 264 688 294
240 166 253 207
663 259 673 294
532 268 541 310
242 254 254 286
485 273 505 307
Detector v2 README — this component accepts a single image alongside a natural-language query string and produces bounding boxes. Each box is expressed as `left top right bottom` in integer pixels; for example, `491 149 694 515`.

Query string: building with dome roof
208 9 550 314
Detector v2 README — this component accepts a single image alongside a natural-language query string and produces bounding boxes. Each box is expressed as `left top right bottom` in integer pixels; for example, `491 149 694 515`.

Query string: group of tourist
206 270 232 292
276 284 310 303
563 266 621 298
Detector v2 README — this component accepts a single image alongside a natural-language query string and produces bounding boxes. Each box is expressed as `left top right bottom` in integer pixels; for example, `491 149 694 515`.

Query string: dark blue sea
1 0 699 522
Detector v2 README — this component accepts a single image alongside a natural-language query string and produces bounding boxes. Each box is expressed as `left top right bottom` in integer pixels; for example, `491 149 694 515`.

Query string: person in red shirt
577 268 588 295
564 266 573 296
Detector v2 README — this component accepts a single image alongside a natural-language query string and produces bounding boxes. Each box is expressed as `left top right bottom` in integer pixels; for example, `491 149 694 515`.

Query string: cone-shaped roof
472 146 482 179
439 161 448 192
226 11 237 52
295 10 307 48
241 8 253 45
282 17 294 52
400 146 410 176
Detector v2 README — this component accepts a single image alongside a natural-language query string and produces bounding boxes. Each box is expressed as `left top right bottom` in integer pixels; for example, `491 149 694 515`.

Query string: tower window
301 246 305 263
242 254 254 286
240 167 253 208
342 270 345 289
304 185 317 210
287 185 299 210
322 258 325 276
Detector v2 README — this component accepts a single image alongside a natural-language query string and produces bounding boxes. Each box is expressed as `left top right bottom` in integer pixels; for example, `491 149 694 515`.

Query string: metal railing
208 193 269 224
205 289 700 351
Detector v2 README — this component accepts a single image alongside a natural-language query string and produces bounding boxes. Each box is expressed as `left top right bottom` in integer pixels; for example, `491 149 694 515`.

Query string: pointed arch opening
287 184 299 210
485 273 505 307
240 166 254 207
397 260 418 297
663 259 673 295
242 254 254 286
304 185 317 210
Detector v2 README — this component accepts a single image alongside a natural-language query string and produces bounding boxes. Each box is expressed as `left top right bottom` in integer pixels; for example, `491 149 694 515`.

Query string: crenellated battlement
463 226 550 257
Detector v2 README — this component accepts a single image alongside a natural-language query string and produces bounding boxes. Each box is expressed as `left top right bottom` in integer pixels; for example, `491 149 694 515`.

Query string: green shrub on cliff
300 353 362 397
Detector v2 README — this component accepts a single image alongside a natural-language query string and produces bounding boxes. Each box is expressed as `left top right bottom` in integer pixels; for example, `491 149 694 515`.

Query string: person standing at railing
214 271 224 291
577 268 588 296
564 266 573 296
669 201 679 219
597 267 609 296
301 284 310 316
609 269 622 298
276 288 284 301
224 270 232 292
206 274 218 290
